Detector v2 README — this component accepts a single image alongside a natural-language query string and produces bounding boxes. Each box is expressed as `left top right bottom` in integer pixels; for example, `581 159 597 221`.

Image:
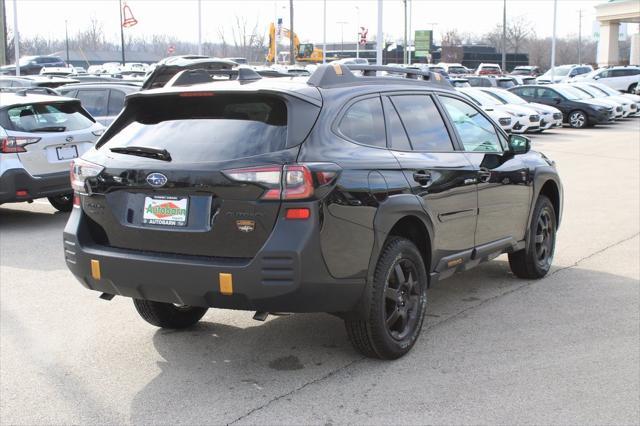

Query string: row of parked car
1 56 638 213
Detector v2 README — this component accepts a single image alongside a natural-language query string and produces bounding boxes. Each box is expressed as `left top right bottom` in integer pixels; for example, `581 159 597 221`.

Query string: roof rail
307 64 451 89
165 67 262 87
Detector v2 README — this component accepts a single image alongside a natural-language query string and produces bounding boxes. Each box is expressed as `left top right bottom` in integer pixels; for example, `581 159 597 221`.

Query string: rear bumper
63 206 366 313
0 168 71 204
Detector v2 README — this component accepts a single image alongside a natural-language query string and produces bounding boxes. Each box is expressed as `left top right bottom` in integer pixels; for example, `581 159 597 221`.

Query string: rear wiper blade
30 126 66 132
109 146 172 162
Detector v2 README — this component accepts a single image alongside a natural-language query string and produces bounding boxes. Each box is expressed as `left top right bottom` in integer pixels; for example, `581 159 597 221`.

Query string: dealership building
596 0 640 66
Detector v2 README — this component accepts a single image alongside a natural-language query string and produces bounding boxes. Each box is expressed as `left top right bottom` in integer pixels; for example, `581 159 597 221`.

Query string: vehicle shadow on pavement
124 263 639 425
126 258 563 425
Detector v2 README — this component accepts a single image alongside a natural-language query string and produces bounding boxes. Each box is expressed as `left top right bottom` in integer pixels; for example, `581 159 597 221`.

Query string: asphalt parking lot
1 120 639 425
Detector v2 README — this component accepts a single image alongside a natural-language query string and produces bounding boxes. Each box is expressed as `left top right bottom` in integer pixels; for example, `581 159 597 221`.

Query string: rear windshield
1 102 94 132
447 66 466 74
99 94 288 163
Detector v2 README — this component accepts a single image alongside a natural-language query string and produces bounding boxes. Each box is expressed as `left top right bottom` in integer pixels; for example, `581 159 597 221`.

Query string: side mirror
593 75 600 80
508 134 530 155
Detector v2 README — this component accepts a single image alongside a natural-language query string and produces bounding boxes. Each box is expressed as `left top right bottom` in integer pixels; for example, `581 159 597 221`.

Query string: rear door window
100 94 289 163
2 102 94 132
107 90 126 116
338 97 386 148
76 89 108 117
382 97 411 151
390 95 453 152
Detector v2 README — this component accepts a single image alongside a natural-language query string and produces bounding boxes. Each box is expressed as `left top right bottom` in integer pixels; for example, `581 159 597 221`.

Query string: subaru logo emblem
65 136 74 143
146 173 168 188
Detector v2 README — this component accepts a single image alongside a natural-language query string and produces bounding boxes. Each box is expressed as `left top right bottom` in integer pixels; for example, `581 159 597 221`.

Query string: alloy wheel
569 112 585 128
384 258 421 341
534 207 554 268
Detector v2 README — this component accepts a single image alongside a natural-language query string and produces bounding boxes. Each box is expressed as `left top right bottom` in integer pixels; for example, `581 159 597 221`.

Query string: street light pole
289 0 294 65
355 6 360 60
376 0 382 65
322 0 326 64
550 0 557 81
501 0 506 71
119 0 125 66
197 0 202 55
337 21 348 55
403 0 407 64
578 9 582 64
65 20 70 64
12 0 18 75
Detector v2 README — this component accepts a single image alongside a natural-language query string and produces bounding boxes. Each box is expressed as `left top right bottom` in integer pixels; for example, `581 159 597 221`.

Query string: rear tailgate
2 100 99 175
80 90 320 259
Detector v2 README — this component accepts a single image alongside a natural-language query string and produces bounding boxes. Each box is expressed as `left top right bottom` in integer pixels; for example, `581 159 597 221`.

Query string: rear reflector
15 190 28 197
91 259 101 280
73 194 81 207
285 208 310 220
219 273 233 295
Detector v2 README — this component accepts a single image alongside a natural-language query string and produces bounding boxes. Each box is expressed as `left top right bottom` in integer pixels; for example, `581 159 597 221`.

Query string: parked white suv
571 66 640 93
475 63 502 75
537 64 593 84
0 92 104 211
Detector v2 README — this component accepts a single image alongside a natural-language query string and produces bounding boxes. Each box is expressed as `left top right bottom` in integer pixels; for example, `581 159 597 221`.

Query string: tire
48 194 73 212
628 83 637 94
508 195 557 279
133 299 208 329
345 237 428 360
568 110 588 128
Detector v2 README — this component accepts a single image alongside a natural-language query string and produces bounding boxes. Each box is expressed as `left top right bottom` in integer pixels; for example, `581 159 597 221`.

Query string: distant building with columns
595 0 640 66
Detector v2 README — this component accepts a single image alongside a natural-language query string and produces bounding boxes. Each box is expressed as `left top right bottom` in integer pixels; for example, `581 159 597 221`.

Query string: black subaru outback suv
63 64 562 359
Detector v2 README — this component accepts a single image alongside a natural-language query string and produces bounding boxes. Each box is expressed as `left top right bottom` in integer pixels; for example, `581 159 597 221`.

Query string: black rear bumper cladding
63 207 366 313
0 169 71 204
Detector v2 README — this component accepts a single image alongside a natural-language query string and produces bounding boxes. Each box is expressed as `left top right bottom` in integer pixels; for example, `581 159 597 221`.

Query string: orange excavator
267 22 324 64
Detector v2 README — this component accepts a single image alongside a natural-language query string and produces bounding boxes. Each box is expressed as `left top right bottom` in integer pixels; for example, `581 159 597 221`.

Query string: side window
514 87 535 97
76 90 107 117
107 90 126 116
439 96 502 153
390 95 453 152
58 89 77 98
537 88 557 99
337 97 386 148
599 70 610 78
382 97 411 151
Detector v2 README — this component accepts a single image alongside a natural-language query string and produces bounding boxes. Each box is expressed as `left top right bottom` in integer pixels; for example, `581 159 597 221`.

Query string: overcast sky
6 0 636 46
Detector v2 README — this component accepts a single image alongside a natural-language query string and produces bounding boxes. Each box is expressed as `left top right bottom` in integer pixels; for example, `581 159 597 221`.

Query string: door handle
413 170 432 187
478 168 492 183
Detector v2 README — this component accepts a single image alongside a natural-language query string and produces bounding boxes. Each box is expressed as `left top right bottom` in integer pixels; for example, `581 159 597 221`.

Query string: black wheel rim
534 207 554 268
384 258 421 341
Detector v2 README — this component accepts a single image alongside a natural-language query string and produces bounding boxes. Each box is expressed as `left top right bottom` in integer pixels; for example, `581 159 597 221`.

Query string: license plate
56 145 78 160
142 196 188 227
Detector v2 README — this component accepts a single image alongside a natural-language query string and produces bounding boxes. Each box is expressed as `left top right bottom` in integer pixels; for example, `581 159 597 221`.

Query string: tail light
70 158 104 193
223 164 338 201
1 136 41 153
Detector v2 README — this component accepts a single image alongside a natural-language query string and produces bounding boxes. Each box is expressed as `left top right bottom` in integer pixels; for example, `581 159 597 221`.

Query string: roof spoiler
307 64 447 89
164 67 262 88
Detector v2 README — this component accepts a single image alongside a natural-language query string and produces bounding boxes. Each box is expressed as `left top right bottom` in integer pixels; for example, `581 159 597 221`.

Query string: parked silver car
0 92 104 211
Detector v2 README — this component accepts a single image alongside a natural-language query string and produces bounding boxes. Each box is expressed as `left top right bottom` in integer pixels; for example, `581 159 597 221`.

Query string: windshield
100 94 288 163
460 89 502 107
485 90 527 105
447 66 466 74
3 102 94 132
543 65 572 78
574 85 603 98
590 83 621 96
555 86 588 101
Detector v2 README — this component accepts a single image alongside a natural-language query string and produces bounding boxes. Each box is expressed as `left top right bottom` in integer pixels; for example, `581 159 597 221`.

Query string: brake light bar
179 91 215 97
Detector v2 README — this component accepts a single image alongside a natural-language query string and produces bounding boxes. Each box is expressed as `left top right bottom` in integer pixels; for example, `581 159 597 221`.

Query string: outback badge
236 220 255 233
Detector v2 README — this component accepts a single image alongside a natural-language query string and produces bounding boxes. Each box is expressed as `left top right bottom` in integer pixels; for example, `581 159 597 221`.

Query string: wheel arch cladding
387 215 432 276
539 179 561 229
